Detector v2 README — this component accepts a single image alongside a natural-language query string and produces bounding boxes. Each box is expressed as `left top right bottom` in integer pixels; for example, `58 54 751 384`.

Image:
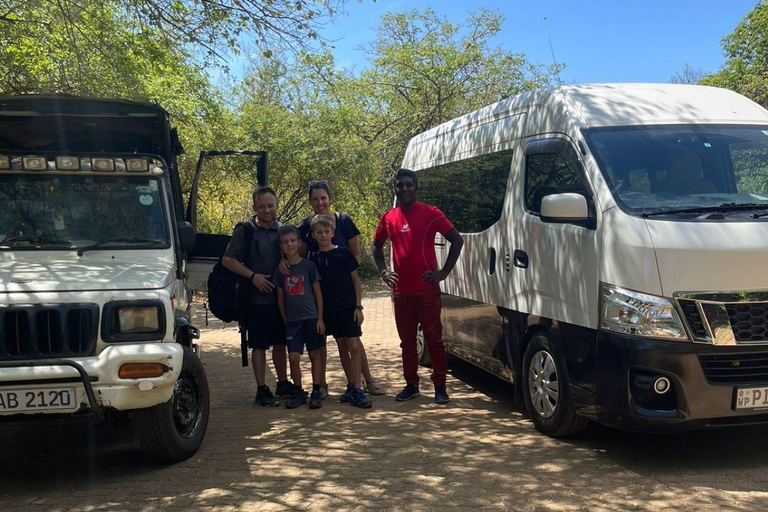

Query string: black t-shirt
309 246 359 311
298 212 360 256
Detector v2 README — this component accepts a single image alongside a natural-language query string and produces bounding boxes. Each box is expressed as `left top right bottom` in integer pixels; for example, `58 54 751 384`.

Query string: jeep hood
0 258 174 293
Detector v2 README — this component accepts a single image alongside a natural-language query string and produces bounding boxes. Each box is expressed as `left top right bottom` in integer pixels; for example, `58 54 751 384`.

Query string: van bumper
594 331 768 432
0 344 183 416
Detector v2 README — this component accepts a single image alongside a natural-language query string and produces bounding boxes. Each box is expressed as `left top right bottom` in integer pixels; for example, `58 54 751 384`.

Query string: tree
359 8 563 172
702 1 768 107
0 0 346 66
669 63 706 84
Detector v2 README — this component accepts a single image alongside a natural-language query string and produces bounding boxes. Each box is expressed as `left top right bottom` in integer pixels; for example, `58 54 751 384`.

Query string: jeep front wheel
134 346 210 462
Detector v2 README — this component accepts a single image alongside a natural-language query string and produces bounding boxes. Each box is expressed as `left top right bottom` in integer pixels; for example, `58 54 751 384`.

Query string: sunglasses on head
308 180 329 187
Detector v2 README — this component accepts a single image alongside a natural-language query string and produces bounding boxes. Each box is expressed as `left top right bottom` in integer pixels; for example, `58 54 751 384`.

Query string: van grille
679 299 708 339
699 353 768 385
0 305 98 360
725 303 768 342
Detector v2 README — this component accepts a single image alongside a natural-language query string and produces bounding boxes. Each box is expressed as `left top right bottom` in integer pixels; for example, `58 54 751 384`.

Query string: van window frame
523 137 597 230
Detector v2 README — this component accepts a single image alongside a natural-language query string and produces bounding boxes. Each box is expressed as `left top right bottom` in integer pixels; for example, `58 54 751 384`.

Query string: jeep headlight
118 306 160 333
600 283 688 340
102 300 166 341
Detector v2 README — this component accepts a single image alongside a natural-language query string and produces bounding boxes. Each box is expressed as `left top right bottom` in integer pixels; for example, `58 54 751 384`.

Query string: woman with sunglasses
283 180 386 399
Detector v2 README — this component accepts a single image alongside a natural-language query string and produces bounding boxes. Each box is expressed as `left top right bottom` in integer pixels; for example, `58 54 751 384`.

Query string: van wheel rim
416 328 425 359
528 351 559 419
172 370 202 439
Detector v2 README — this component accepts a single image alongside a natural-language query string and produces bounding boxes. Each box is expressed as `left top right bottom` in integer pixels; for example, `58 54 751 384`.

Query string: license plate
0 387 77 412
735 386 768 411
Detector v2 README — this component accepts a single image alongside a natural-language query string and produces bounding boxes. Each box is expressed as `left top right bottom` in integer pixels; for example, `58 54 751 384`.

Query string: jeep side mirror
177 221 196 251
540 193 589 223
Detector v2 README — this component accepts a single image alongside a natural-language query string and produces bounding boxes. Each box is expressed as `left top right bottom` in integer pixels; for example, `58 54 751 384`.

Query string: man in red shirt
373 169 464 403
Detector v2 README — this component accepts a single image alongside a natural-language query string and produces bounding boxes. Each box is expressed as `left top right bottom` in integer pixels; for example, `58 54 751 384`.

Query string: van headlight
599 284 689 340
102 301 166 341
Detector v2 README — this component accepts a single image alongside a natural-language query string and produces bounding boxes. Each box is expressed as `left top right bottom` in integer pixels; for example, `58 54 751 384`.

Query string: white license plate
0 387 77 412
735 386 768 411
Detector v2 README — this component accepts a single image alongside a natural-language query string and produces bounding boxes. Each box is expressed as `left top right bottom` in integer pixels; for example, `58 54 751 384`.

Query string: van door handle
513 250 529 269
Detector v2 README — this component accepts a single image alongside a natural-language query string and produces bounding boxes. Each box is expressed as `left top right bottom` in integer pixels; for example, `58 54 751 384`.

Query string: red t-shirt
374 202 455 292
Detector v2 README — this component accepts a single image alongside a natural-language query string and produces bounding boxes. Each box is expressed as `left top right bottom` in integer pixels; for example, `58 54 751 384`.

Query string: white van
403 83 768 436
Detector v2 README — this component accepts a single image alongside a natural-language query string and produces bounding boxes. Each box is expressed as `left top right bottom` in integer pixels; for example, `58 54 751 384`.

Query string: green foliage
703 1 768 107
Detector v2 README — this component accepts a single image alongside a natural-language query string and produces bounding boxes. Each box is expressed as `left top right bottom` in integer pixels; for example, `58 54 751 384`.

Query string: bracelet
379 269 388 276
249 271 256 282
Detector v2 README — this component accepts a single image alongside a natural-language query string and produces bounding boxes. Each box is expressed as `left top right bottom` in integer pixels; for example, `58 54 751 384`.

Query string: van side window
417 149 513 233
525 153 586 214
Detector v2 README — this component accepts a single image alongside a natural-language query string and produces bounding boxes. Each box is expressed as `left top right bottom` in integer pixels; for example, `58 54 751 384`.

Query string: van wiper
641 203 768 218
0 235 73 247
76 237 165 256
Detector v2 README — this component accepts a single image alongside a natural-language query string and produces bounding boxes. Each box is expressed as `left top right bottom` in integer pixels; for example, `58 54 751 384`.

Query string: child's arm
351 269 364 326
276 288 286 324
313 281 325 335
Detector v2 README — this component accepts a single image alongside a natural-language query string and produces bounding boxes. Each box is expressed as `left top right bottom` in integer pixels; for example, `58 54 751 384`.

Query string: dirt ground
1 291 768 511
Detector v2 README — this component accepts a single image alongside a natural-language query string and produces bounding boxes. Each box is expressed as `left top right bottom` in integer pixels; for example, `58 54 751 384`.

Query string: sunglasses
308 180 329 187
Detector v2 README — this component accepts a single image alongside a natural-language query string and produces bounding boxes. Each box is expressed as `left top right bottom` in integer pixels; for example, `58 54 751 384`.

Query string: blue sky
292 0 758 84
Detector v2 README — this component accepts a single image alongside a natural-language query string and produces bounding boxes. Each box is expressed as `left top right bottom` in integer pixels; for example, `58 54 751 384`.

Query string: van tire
522 333 588 437
134 346 210 462
416 325 432 367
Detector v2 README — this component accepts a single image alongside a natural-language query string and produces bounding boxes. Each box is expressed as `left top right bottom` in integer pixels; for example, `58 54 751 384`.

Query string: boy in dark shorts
274 225 326 409
309 215 372 409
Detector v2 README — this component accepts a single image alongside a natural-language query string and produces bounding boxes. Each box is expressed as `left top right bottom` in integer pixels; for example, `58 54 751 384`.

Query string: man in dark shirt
223 187 291 406
373 169 464 404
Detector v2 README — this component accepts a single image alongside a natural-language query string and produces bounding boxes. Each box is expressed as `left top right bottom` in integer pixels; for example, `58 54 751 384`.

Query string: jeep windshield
584 125 768 218
0 175 170 251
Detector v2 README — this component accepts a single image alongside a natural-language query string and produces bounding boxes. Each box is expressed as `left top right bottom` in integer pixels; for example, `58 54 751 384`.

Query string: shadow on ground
1 294 767 511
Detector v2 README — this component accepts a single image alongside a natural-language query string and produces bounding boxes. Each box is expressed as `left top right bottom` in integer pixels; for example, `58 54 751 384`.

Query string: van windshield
584 125 768 216
0 175 169 250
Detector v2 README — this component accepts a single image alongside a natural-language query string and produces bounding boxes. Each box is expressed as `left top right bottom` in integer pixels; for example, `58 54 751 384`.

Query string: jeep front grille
0 305 98 360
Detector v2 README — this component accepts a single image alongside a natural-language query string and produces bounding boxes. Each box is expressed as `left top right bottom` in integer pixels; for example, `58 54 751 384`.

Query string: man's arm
424 228 464 284
372 238 398 288
223 256 275 293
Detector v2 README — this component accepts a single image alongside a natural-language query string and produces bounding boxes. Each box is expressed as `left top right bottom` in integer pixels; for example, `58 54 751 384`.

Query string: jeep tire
135 346 210 462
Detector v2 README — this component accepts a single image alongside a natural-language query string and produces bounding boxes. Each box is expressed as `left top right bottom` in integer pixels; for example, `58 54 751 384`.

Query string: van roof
411 83 768 143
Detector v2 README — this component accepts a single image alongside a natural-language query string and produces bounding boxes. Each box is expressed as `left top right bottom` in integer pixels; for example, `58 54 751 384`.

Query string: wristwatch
355 305 364 311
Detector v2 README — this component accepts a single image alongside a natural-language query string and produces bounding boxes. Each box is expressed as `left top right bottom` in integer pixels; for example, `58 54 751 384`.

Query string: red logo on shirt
285 274 305 295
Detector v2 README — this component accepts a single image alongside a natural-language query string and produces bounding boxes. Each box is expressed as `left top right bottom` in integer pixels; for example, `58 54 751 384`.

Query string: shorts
285 318 326 355
324 308 362 339
245 304 286 350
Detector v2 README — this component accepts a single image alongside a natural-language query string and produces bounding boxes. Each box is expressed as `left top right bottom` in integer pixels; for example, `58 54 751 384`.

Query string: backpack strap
239 221 255 367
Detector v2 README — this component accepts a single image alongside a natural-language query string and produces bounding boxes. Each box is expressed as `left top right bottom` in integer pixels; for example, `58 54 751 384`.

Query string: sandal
365 380 385 396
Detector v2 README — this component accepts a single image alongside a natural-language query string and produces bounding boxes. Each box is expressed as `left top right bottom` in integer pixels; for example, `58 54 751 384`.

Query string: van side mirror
540 193 589 223
177 221 197 251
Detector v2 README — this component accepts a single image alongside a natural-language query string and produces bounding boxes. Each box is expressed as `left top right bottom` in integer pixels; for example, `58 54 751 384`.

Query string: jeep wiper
76 237 165 256
641 203 768 218
0 235 73 247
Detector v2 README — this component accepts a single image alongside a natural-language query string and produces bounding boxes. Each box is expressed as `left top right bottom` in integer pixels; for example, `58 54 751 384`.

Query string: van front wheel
522 334 588 437
134 346 210 462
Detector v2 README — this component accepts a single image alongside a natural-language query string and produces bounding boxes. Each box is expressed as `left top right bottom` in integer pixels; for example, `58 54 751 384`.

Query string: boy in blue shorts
309 215 372 409
274 225 326 409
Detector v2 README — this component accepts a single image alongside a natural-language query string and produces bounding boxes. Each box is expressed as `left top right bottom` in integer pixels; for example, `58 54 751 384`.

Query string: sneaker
285 388 308 409
351 388 372 409
339 383 354 403
309 390 322 409
255 386 279 407
395 384 420 402
275 380 294 398
365 380 386 396
319 384 329 401
434 385 450 404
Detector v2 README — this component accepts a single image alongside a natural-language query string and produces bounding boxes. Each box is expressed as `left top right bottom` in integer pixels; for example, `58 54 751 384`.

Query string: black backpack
207 222 254 324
